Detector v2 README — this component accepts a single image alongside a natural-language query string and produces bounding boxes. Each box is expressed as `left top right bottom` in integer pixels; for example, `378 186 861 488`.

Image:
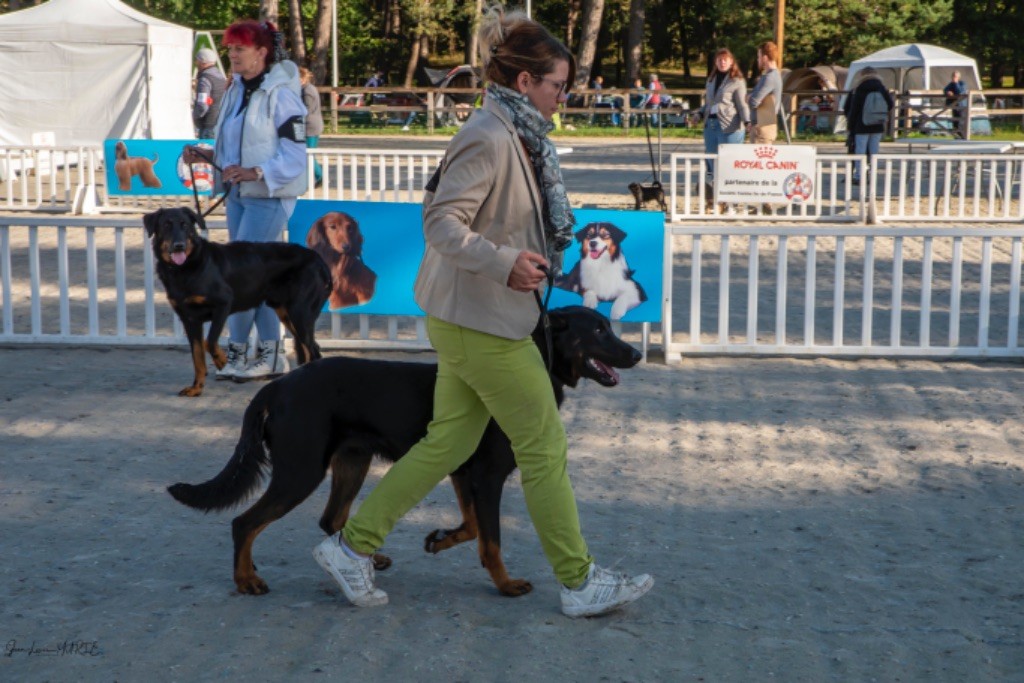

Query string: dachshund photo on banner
305 211 378 310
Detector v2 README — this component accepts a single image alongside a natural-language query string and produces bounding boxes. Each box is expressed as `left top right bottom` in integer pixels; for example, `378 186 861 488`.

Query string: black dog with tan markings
167 306 641 597
144 207 331 397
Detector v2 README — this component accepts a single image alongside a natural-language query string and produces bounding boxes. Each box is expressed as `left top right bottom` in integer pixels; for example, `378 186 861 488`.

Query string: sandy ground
2 342 1024 681
2 175 1024 680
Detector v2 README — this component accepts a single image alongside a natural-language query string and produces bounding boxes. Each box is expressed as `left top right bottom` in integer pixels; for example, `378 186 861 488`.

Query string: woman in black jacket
843 67 894 184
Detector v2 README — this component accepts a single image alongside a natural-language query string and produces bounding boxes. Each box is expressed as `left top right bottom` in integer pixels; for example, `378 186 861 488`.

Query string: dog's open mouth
586 357 620 386
170 248 187 266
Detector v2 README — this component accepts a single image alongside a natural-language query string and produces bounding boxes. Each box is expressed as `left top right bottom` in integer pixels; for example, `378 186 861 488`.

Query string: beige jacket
414 97 548 340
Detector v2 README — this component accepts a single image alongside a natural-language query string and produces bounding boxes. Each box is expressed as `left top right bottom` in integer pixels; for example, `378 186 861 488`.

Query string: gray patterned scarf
486 82 575 275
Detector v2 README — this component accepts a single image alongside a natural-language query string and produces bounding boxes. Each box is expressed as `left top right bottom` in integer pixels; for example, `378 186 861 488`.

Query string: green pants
342 316 593 587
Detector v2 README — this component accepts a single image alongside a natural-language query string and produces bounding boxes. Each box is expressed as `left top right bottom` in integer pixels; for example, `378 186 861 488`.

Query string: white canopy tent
839 43 991 136
843 43 983 93
0 0 194 147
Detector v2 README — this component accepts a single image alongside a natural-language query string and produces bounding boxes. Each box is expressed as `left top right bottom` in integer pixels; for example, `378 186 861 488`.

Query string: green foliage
10 0 1022 89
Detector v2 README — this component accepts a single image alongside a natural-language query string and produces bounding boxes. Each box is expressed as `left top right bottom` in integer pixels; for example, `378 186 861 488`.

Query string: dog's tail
167 385 273 512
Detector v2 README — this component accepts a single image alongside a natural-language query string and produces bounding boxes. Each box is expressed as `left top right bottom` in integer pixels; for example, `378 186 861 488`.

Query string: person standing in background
842 67 894 185
747 41 782 145
943 71 968 138
193 48 226 139
299 67 324 187
182 20 308 382
701 48 749 212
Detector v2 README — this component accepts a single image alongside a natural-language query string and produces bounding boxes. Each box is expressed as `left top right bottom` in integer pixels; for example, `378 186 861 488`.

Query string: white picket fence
3 144 1024 360
669 152 868 222
669 151 1024 223
0 145 101 212
5 216 1023 360
0 216 431 351
305 147 444 202
662 224 1024 361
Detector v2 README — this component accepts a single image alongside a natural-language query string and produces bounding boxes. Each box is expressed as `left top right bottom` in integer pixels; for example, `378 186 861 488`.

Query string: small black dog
143 207 331 397
167 306 642 597
628 181 668 212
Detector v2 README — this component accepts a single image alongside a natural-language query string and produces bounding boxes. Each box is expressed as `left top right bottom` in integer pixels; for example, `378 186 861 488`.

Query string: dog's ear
306 216 326 249
183 207 202 231
574 225 591 242
142 209 162 237
546 309 570 332
607 224 627 243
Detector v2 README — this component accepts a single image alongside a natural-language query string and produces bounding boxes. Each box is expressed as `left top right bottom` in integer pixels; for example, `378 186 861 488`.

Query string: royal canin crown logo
754 146 778 159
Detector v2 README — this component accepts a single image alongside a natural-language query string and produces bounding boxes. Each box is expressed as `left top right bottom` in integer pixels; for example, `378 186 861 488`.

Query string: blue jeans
853 133 882 180
703 118 746 176
224 186 295 344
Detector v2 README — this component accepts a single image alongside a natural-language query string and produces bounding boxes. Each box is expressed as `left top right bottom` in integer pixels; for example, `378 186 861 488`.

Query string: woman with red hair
184 20 308 382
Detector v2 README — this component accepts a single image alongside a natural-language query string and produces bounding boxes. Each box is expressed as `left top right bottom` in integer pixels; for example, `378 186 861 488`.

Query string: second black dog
628 180 668 212
143 207 331 397
167 306 642 597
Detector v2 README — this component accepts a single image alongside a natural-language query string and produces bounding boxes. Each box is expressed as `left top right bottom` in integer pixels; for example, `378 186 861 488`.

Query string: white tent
0 0 194 147
839 43 991 136
843 43 982 93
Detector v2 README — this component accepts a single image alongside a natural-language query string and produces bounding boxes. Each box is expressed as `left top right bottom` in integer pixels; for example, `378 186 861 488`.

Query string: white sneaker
560 564 653 618
401 125 410 131
214 342 248 381
313 535 388 607
233 340 289 383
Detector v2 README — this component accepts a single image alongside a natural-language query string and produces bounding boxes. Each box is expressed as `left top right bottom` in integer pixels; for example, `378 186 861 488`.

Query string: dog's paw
209 346 227 369
498 578 533 597
424 527 475 553
424 528 450 553
235 573 270 595
371 553 392 571
179 385 204 397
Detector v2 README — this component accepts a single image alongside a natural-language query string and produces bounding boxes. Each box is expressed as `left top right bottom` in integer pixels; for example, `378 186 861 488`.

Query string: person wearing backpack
842 67 894 185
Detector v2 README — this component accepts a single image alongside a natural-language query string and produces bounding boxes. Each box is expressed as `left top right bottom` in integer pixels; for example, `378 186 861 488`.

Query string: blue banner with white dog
104 139 214 196
288 200 663 323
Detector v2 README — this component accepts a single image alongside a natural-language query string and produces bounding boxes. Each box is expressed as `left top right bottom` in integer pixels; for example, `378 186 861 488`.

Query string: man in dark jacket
193 49 226 139
943 71 968 138
842 67 894 184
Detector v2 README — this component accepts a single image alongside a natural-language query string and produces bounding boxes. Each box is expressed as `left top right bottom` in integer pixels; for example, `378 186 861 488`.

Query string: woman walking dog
314 4 653 618
182 20 307 382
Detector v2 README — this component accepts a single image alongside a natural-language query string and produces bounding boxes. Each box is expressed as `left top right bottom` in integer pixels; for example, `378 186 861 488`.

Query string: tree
624 0 644 82
575 0 605 86
952 0 1024 86
308 0 334 83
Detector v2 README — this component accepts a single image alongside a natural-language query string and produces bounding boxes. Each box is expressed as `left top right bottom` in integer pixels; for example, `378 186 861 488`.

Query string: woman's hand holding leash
222 165 262 184
508 251 549 292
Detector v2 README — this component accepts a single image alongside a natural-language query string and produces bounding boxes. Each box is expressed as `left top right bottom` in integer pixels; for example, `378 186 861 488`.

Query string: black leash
185 146 231 234
533 264 555 372
642 113 662 185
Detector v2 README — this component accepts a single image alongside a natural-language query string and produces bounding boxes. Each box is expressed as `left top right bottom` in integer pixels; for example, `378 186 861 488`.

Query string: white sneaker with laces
215 341 248 381
313 535 388 607
560 564 654 618
233 340 289 383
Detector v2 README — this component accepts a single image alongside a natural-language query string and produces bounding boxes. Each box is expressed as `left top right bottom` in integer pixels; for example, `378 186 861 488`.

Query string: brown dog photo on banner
305 211 377 310
113 140 162 191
